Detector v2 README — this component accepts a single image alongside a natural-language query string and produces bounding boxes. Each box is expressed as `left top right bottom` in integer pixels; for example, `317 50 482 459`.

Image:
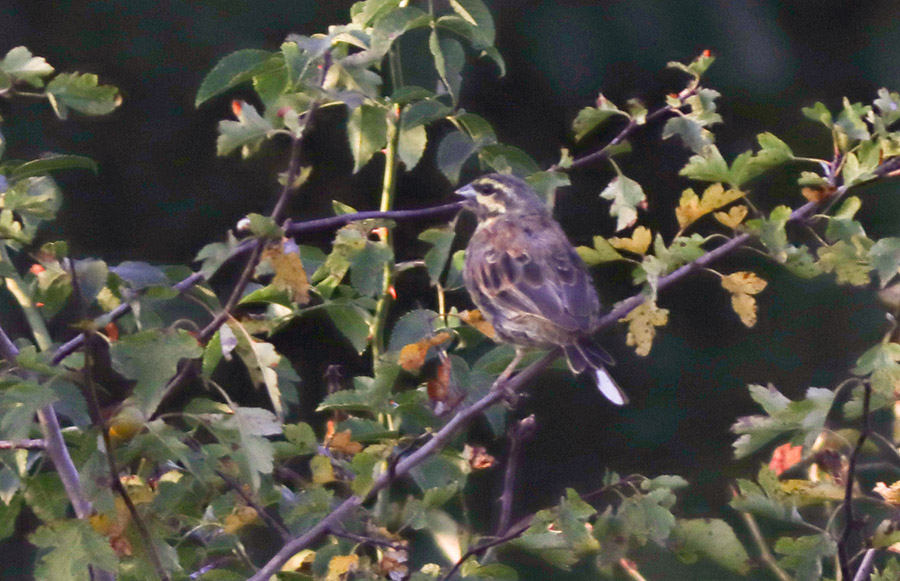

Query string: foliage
3 3 900 580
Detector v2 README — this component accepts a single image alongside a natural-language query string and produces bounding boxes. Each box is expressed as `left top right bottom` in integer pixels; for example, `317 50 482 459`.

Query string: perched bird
458 173 627 405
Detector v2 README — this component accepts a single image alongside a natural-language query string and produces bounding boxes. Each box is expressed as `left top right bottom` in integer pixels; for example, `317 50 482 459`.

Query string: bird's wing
467 214 599 333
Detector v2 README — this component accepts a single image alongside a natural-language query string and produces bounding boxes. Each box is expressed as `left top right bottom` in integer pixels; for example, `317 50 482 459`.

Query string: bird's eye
474 183 494 195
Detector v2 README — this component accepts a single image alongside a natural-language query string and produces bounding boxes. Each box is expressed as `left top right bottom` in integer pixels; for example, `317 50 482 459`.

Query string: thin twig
497 415 536 536
216 469 291 542
439 522 530 581
839 382 872 580
550 89 694 173
327 527 406 550
730 485 792 581
0 439 45 450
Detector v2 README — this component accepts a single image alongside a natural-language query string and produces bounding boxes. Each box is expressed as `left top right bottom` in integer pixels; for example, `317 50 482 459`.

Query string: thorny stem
371 105 402 366
838 382 871 580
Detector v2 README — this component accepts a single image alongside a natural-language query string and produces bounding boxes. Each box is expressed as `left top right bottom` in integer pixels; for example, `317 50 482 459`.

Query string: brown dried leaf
459 309 496 339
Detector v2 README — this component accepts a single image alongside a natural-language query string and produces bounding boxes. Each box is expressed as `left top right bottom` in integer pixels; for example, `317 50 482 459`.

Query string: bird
457 173 627 405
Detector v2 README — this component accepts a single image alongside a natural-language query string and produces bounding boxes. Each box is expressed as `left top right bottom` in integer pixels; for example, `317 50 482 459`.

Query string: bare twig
439 522 531 581
497 415 536 536
327 527 406 551
839 382 872 579
216 469 291 542
0 438 45 450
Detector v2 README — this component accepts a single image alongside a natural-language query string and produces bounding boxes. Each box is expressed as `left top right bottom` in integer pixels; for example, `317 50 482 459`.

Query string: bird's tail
564 337 628 406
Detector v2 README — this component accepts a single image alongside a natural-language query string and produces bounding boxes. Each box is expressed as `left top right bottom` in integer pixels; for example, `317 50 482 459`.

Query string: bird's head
456 174 546 220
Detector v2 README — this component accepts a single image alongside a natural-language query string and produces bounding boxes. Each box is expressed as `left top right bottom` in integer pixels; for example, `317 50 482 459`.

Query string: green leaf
195 49 279 107
756 132 794 164
836 98 871 142
816 237 872 286
774 534 836 581
618 486 678 545
398 124 427 169
824 196 865 243
662 116 713 153
870 237 900 286
576 236 623 266
420 226 456 285
599 171 645 232
347 104 388 173
317 365 399 413
216 101 274 157
31 519 118 580
875 88 900 127
873 557 900 581
73 258 108 306
449 0 495 45
436 129 477 184
853 342 900 376
429 30 464 104
745 205 791 261
110 329 204 417
326 302 372 354
526 171 570 204
349 241 392 297
731 384 834 458
667 52 715 78
284 421 317 455
801 102 833 127
730 466 805 524
0 46 54 88
478 144 540 176
7 155 97 182
0 380 56 441
678 145 730 182
572 99 625 142
229 324 286 419
671 518 751 574
387 308 439 353
45 72 119 119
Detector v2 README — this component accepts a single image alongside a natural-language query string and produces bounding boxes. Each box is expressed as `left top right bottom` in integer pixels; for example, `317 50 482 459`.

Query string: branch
247 349 560 581
439 522 531 581
852 549 876 581
550 88 694 173
497 415 536 536
730 485 792 581
839 382 872 579
0 438 45 450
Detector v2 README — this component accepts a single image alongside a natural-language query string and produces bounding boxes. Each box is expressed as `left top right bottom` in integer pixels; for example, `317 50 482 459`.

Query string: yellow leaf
620 302 669 356
721 272 767 327
326 554 359 581
264 244 310 305
224 506 259 534
875 481 900 507
310 454 335 484
282 549 316 572
699 182 743 212
731 292 759 327
714 205 748 229
608 226 652 255
459 310 495 339
676 183 744 229
675 189 703 229
721 271 767 295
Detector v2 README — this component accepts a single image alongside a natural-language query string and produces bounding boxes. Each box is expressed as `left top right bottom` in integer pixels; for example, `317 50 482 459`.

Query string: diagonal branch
247 349 559 581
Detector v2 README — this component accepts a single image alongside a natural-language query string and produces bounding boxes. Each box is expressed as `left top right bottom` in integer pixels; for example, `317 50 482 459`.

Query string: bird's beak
455 184 477 206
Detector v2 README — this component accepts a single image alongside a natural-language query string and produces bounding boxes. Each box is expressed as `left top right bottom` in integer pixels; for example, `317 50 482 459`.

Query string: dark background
4 1 900 578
